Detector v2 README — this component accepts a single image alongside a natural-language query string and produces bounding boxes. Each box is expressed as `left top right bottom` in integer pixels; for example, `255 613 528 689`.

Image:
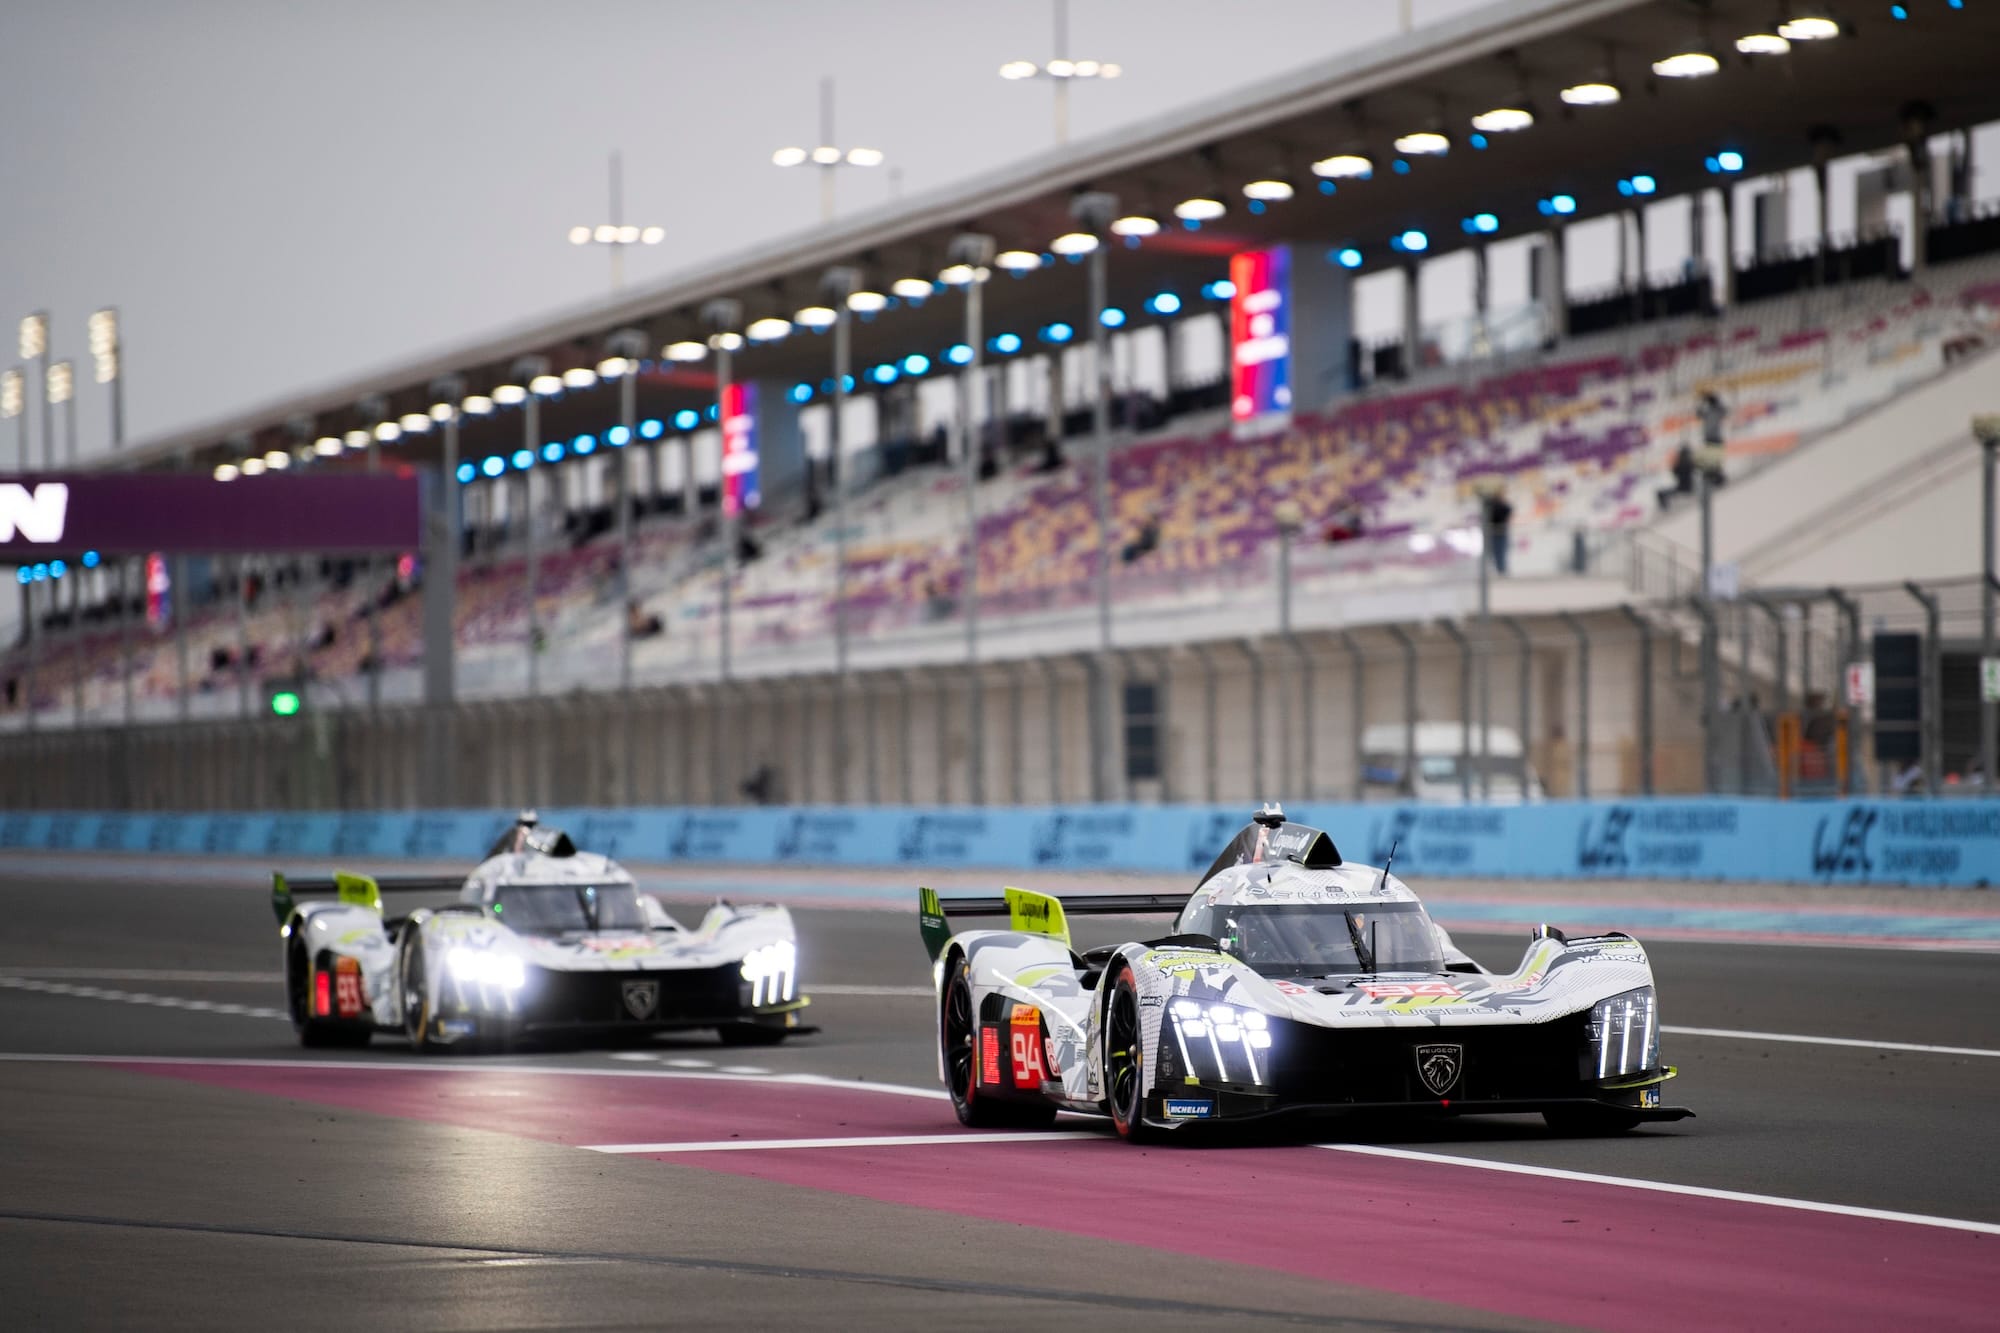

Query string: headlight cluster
740 940 797 1007
1587 986 1659 1080
446 947 525 990
1170 999 1271 1086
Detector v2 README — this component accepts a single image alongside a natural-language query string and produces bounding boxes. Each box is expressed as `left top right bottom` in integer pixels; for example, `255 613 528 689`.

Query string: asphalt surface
3 861 1998 1331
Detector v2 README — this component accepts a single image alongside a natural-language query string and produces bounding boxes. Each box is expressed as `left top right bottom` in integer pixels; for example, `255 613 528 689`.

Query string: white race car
272 812 807 1051
920 804 1691 1140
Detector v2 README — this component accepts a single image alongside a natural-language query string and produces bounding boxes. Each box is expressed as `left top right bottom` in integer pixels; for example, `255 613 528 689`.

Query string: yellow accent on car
1003 886 1071 949
334 872 382 914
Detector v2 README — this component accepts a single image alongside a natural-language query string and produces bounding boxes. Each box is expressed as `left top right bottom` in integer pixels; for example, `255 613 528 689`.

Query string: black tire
287 939 369 1049
1543 1106 1643 1136
400 933 449 1053
1103 967 1157 1143
718 1023 789 1048
941 955 1057 1129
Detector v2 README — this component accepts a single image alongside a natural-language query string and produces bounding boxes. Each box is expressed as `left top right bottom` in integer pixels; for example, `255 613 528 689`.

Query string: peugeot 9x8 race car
919 804 1691 1140
271 812 808 1051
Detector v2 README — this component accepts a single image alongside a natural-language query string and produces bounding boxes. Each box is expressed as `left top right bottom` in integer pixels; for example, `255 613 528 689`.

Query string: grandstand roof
115 0 2000 479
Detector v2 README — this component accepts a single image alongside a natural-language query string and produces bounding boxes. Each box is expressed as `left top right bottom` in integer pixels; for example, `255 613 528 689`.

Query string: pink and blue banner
1229 245 1292 430
721 382 760 517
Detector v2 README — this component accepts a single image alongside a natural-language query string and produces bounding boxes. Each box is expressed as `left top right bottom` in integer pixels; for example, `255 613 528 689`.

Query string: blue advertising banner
4 800 1996 888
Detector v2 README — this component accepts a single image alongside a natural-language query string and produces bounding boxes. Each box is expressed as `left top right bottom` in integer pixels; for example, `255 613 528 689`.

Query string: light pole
945 233 995 802
817 268 862 796
1472 478 1500 801
602 331 648 696
47 361 75 466
88 308 122 448
502 357 554 695
1275 499 1302 635
1975 414 2000 785
566 152 666 294
19 312 49 469
425 374 466 716
998 0 1123 145
772 77 884 224
1 367 22 470
1696 442 1726 792
703 299 743 680
1065 189 1118 799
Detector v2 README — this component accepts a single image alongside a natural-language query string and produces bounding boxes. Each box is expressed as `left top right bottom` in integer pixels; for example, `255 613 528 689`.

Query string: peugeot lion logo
620 980 659 1020
1415 1043 1463 1097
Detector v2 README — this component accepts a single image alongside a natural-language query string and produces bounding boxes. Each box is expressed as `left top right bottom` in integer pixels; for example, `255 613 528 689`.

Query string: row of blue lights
13 550 103 583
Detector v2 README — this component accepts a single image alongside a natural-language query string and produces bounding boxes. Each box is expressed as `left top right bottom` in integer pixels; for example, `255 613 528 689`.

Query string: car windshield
1180 901 1444 978
491 883 647 935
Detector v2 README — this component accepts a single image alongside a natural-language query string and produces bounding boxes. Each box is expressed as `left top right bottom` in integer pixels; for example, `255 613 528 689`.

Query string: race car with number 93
918 805 1691 1140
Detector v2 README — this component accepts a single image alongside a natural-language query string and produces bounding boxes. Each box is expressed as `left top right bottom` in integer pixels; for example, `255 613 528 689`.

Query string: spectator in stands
1122 519 1161 564
1658 443 1697 512
1697 390 1728 447
1322 502 1365 545
626 599 664 641
1482 491 1513 575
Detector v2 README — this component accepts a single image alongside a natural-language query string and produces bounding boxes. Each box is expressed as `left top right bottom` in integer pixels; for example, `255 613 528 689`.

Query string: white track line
0 976 288 1021
1663 1025 2000 1059
0 967 281 982
585 1131 1102 1154
1314 1143 2000 1237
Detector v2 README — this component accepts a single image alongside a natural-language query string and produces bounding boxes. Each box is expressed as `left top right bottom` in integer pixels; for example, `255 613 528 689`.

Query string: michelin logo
1163 1098 1215 1120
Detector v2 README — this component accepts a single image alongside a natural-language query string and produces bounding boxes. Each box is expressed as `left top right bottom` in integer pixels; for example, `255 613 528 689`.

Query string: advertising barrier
1 800 1995 888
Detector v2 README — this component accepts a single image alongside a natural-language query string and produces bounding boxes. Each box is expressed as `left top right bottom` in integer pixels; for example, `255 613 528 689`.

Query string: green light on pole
270 690 302 717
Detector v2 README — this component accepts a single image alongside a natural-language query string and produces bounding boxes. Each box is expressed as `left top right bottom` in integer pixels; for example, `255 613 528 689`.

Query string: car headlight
446 946 525 990
1170 999 1271 1086
1586 985 1659 1080
739 940 797 1006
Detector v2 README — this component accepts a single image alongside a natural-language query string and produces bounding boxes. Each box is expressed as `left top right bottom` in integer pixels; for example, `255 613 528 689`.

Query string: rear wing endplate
918 886 1183 962
271 871 466 925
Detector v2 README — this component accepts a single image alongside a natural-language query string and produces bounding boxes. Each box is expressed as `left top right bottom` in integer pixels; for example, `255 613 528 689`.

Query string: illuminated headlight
739 940 797 1007
446 947 525 989
1170 1000 1271 1084
1586 986 1659 1080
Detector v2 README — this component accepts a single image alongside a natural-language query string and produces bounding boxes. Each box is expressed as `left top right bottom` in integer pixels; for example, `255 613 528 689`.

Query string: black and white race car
919 805 1690 1140
272 813 807 1051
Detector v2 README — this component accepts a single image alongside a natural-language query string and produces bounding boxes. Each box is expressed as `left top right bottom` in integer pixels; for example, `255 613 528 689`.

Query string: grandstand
4 0 1999 809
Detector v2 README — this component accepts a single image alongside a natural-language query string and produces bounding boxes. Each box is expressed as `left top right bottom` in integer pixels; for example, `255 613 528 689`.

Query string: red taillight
980 1025 1001 1085
313 970 331 1017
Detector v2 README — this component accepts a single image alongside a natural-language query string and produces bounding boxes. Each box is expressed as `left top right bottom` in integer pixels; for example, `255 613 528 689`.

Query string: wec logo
0 482 68 544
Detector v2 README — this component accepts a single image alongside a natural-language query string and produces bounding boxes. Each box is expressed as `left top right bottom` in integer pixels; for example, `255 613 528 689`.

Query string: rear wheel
1103 968 1157 1143
941 955 1055 1129
287 939 369 1049
1543 1105 1643 1136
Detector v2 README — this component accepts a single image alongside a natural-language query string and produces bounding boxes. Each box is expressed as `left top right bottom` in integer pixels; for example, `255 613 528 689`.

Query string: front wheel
400 933 448 1053
1103 968 1157 1143
941 955 1055 1129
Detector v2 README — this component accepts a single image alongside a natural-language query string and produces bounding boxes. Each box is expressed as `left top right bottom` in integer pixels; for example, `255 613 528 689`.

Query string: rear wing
918 885 1183 962
270 871 466 925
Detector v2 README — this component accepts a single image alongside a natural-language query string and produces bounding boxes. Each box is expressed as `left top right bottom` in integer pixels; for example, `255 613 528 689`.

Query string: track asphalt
2 857 1996 1330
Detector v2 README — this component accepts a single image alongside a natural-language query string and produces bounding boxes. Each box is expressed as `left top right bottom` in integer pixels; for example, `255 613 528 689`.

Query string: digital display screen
722 381 761 516
1229 246 1292 428
0 473 422 555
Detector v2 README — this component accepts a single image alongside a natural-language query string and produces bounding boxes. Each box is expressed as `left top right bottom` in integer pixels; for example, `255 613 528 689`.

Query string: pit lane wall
1 799 1995 888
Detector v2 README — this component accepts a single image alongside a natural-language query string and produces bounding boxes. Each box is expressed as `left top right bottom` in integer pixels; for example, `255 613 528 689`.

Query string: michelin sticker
1164 1098 1215 1120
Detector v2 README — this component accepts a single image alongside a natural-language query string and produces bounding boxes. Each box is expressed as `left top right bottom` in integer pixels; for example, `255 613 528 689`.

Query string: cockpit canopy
1197 816 1341 885
486 811 577 860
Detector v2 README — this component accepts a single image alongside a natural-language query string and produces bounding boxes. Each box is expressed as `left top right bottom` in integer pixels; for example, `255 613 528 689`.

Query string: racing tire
1542 1106 1643 1136
717 1023 789 1048
941 955 1057 1130
287 939 370 1049
399 933 451 1054
1103 967 1159 1144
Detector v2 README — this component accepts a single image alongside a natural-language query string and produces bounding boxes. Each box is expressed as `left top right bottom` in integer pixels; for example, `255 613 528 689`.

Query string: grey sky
1 0 1500 460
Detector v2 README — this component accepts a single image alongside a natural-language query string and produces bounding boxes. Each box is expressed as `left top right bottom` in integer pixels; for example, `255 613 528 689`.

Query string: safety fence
3 798 1994 888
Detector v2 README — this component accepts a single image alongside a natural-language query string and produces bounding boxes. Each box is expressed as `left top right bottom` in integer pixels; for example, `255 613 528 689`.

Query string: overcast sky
1 0 1507 460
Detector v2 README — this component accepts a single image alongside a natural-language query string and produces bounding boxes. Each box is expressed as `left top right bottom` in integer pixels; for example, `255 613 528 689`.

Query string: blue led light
1146 292 1182 316
1182 217 1202 231
1201 279 1237 300
870 363 899 384
81 550 100 568
1392 229 1429 253
607 425 631 446
32 563 48 581
790 383 813 403
1463 213 1499 235
1706 151 1745 174
456 462 476 484
1335 247 1364 269
1041 322 1074 344
991 332 1022 354
512 449 534 470
1947 0 1961 9
1539 193 1577 216
674 409 699 430
542 442 565 463
574 434 596 455
1318 179 1338 196
902 353 930 376
1891 2 1907 13
1469 133 1489 150
1392 159 1411 174
1247 198 1266 215
49 559 66 578
482 456 506 477
639 418 663 439
946 343 973 366
14 568 27 586
706 404 718 422
1100 307 1126 328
